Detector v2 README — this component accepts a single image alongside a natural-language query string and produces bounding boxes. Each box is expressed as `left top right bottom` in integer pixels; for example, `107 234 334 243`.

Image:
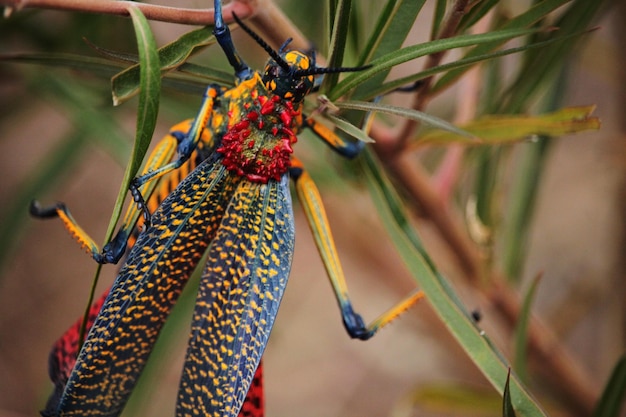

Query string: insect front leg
290 158 424 340
30 129 180 264
130 84 222 226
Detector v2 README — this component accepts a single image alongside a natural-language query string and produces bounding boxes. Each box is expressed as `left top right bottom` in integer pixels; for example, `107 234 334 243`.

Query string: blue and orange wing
176 175 294 417
53 155 239 417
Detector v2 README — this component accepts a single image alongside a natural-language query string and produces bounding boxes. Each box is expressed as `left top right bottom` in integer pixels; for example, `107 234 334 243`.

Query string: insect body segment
218 81 300 182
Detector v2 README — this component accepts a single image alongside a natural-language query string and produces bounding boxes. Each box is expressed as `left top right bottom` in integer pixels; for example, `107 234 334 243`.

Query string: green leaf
125 6 161 185
592 354 626 417
500 0 606 113
417 106 600 145
329 27 537 100
83 37 141 63
0 52 127 78
430 0 446 40
432 0 573 93
80 4 161 345
321 0 353 91
176 62 234 86
0 52 231 96
336 100 476 140
320 113 374 143
112 26 215 104
503 370 518 417
352 0 425 98
513 275 541 383
360 149 548 417
458 0 500 32
363 28 590 100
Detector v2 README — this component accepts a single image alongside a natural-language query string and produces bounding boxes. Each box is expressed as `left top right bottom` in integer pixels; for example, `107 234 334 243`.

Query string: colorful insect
39 123 265 417
33 0 424 415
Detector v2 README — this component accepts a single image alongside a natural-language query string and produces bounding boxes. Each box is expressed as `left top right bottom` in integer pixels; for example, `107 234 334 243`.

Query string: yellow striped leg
30 118 215 264
290 158 424 340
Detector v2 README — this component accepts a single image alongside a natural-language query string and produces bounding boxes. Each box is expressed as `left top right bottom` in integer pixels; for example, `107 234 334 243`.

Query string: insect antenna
231 12 371 77
294 64 371 77
231 13 291 72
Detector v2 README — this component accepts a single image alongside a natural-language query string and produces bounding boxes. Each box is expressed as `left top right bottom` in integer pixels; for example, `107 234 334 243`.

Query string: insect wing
177 175 294 417
239 360 264 417
55 155 239 417
41 292 108 417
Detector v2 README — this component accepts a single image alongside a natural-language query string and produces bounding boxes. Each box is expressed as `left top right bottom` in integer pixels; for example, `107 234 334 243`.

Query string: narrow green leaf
0 52 127 78
417 106 600 145
430 0 447 40
81 5 161 344
500 0 606 113
432 0 573 93
176 62 234 86
503 370 518 417
320 113 374 143
83 37 141 63
365 28 590 100
329 27 537 99
125 6 161 181
458 0 500 32
0 52 232 95
360 149 548 417
513 275 542 383
336 100 476 140
592 354 626 417
112 26 215 104
322 0 353 91
352 0 425 98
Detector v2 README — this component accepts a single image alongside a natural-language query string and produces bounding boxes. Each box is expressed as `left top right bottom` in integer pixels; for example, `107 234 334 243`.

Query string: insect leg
213 0 253 81
305 116 365 159
30 129 181 264
129 85 221 224
290 158 424 340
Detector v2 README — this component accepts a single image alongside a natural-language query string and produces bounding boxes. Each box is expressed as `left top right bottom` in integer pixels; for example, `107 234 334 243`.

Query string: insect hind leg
290 159 424 341
29 200 123 263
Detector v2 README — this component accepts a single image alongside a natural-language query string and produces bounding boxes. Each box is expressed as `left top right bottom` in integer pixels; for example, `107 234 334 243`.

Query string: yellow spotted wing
54 153 241 416
176 175 294 417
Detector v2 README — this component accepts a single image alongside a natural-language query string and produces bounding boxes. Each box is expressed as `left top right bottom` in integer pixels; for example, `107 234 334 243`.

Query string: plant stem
1 0 253 25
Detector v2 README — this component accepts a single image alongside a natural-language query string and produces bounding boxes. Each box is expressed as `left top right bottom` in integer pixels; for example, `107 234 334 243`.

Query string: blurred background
0 1 624 416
